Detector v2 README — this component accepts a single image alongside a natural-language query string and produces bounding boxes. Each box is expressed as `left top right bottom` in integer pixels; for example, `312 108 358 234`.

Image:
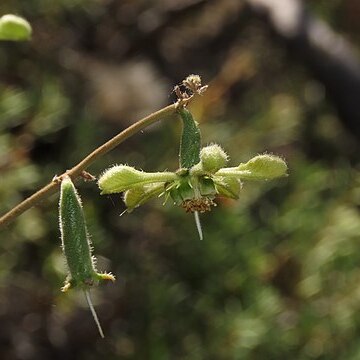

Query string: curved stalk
0 102 186 229
84 290 104 338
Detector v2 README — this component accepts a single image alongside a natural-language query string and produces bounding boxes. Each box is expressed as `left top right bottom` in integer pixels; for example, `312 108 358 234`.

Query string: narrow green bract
178 108 201 169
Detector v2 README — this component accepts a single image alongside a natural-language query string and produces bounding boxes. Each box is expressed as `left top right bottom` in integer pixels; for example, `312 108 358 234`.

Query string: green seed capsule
178 108 201 169
59 175 115 337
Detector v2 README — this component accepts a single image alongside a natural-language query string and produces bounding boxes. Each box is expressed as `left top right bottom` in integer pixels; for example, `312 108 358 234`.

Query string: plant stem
84 290 104 338
194 211 203 241
0 102 182 229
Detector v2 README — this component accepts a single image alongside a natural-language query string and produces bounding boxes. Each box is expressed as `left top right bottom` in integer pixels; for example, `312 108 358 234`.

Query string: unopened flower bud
199 177 217 197
200 144 228 173
169 180 194 206
239 154 287 180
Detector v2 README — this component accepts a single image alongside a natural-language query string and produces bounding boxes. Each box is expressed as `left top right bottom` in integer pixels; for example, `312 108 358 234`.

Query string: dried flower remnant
182 74 209 95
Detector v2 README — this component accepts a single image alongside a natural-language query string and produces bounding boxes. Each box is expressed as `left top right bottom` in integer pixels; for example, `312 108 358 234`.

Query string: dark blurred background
1 0 360 359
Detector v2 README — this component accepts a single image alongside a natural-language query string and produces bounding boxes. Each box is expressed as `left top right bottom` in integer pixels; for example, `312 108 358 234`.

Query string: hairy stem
0 102 186 229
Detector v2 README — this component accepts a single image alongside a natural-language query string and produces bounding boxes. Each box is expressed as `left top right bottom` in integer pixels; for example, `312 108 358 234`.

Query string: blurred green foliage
0 1 360 359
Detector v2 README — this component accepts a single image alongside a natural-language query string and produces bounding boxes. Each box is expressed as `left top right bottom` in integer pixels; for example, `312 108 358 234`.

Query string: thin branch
0 102 182 229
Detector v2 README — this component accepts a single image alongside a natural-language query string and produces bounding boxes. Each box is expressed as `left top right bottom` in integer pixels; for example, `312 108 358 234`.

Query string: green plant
59 176 115 337
98 76 287 240
0 14 31 41
0 21 287 335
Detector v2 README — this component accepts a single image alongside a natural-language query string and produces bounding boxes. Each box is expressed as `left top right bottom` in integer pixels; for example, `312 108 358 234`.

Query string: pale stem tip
119 209 128 217
194 211 203 240
84 290 105 338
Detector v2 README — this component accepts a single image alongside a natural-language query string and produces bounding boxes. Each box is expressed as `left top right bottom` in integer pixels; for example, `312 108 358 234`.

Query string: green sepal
178 108 201 169
169 179 194 205
62 271 115 292
213 176 241 199
199 177 217 197
123 183 165 211
0 15 32 41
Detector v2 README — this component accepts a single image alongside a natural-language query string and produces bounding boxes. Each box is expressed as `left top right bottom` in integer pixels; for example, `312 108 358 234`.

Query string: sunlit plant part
0 14 32 41
98 104 288 240
59 176 115 338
